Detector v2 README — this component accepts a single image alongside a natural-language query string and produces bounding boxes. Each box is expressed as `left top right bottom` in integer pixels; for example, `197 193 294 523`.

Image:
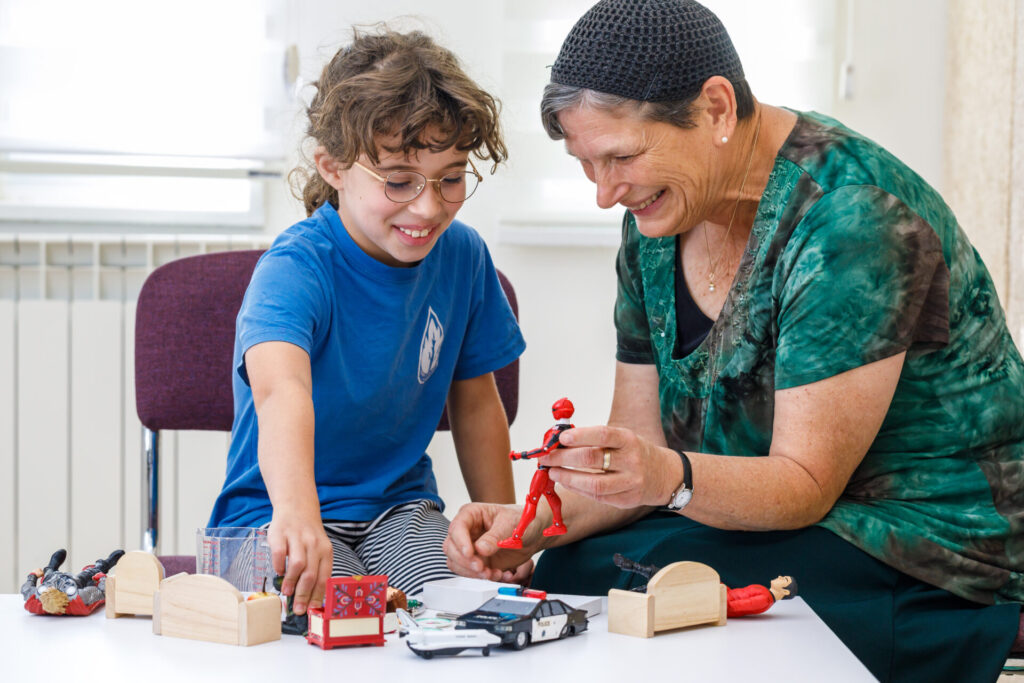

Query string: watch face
672 489 692 509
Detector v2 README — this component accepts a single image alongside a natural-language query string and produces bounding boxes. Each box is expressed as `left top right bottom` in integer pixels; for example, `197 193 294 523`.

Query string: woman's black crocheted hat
550 0 745 102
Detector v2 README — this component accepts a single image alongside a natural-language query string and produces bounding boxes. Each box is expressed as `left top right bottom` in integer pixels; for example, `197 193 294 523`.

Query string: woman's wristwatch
665 450 694 511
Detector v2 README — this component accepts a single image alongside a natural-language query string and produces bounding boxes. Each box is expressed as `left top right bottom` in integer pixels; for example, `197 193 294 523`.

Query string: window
0 0 294 230
495 0 838 245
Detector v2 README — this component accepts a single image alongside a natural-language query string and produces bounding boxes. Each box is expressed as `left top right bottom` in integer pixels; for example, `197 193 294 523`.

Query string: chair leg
143 427 160 553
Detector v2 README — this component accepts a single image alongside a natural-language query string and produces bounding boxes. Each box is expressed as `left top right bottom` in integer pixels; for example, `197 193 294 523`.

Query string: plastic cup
195 526 273 593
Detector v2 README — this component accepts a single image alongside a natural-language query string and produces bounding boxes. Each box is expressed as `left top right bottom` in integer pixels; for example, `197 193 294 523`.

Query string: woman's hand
444 503 535 584
268 508 332 616
541 425 683 509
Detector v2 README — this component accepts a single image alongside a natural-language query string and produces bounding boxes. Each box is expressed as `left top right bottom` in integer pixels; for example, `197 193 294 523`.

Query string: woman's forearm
674 450 835 530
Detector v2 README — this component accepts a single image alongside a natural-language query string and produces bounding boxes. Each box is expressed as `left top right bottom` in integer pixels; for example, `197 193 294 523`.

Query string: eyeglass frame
350 157 483 204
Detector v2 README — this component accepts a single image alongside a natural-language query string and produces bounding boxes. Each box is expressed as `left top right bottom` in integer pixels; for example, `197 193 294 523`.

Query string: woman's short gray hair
540 79 753 141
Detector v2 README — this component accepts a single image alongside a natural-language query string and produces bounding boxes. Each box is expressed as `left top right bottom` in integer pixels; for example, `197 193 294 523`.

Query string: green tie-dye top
614 110 1024 605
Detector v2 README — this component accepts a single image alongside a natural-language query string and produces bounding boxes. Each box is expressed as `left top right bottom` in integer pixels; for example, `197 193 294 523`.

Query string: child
207 28 525 616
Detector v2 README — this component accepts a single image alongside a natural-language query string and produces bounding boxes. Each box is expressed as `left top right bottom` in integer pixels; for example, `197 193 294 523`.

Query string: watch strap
666 450 693 510
677 449 693 491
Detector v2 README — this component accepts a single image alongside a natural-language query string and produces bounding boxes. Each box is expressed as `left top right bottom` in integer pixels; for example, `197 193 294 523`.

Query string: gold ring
602 451 611 472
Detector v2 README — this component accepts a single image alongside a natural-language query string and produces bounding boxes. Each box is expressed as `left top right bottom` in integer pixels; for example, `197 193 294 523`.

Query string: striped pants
322 499 454 595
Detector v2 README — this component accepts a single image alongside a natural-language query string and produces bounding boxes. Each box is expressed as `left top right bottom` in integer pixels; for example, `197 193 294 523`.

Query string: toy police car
455 587 588 650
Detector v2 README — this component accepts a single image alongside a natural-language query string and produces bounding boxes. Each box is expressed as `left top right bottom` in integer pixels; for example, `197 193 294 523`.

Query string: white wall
831 0 948 192
266 0 950 514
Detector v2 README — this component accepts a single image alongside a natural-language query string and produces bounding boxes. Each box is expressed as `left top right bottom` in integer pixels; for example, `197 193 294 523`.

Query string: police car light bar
497 586 548 600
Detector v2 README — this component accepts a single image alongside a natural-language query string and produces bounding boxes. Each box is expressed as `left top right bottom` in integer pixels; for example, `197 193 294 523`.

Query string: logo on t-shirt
418 306 444 384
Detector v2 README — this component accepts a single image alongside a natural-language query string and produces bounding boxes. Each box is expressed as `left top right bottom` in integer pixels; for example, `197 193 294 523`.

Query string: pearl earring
721 136 729 144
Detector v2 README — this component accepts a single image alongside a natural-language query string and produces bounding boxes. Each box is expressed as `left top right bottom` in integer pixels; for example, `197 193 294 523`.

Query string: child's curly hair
291 27 508 216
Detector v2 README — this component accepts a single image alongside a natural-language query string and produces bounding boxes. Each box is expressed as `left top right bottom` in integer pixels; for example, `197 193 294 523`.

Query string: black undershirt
673 235 714 358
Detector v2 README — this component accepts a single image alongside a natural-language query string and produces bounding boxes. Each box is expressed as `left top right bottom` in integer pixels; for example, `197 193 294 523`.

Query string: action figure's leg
497 496 539 549
354 500 454 595
541 478 567 537
497 469 548 549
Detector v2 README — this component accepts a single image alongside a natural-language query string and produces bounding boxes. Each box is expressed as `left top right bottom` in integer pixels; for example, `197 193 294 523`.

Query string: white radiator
0 234 269 593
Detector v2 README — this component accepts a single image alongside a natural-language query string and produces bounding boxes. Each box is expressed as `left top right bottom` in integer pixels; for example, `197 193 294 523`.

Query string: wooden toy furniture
135 251 520 554
153 573 281 646
105 551 166 618
607 561 727 638
307 575 388 649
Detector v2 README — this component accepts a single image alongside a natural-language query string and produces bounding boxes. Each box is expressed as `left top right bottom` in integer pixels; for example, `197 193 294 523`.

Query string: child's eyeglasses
351 159 482 203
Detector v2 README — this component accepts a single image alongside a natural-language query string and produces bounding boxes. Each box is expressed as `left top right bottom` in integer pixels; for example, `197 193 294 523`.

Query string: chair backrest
134 249 520 431
438 268 520 429
135 250 264 431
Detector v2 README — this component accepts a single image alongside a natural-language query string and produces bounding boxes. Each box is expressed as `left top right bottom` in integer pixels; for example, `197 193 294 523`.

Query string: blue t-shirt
208 203 526 528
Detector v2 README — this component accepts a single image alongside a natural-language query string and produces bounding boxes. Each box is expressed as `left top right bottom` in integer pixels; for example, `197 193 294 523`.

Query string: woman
444 1 1024 680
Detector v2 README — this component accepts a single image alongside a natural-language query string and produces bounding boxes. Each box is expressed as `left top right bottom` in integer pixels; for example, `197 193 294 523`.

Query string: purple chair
135 249 520 561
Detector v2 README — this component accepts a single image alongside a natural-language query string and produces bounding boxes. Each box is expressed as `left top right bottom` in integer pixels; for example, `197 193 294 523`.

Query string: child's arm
246 341 332 616
447 373 517 503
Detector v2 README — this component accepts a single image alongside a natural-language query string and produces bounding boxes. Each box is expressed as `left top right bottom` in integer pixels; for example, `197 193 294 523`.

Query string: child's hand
268 510 332 615
444 503 535 584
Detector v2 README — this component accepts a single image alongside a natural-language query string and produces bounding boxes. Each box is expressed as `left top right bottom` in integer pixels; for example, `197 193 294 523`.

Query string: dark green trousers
532 513 1018 683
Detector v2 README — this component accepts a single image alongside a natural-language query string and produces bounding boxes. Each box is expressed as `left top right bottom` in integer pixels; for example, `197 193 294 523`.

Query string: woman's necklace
704 111 762 293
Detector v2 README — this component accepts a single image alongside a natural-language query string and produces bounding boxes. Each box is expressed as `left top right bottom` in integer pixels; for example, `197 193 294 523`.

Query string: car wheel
482 647 490 657
512 631 531 650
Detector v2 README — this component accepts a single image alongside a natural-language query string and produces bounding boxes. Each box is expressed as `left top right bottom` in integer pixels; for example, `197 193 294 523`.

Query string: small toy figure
21 548 124 616
726 575 798 617
274 574 309 636
387 586 408 612
497 397 574 549
306 575 388 649
612 553 662 592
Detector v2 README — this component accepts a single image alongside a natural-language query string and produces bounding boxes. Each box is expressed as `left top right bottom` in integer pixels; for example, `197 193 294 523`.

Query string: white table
3 595 875 682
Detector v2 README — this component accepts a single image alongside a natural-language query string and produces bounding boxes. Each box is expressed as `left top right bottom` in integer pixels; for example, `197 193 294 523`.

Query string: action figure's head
551 397 575 419
769 575 797 601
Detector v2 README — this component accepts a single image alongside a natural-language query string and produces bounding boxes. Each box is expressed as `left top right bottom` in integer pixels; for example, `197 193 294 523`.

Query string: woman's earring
721 136 729 144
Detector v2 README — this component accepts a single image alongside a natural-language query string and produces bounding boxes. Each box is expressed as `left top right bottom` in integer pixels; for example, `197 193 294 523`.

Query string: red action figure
497 397 575 549
726 575 798 617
